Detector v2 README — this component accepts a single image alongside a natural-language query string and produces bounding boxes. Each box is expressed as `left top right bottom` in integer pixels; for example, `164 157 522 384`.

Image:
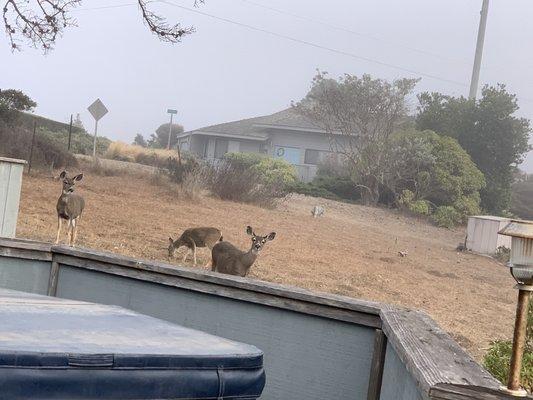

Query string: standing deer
55 171 85 246
210 226 276 277
168 227 222 267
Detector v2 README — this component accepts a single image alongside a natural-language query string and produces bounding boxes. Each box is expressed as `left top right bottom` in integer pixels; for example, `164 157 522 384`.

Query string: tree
72 113 85 131
389 129 485 225
148 123 184 149
0 88 36 124
294 71 419 205
416 84 531 214
3 0 204 52
133 133 147 147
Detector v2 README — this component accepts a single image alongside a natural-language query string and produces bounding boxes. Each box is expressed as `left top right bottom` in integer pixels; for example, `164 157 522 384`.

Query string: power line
239 0 471 67
160 0 468 87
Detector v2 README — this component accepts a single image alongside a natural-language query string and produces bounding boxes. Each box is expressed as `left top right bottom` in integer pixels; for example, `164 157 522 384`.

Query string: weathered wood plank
54 254 382 328
0 246 52 261
0 238 53 253
380 309 500 396
47 260 60 296
367 329 387 400
430 384 533 400
52 244 383 316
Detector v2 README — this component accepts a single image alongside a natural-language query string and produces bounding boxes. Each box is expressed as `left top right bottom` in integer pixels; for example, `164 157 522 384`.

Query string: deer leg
68 220 74 246
55 217 63 244
182 249 188 263
192 242 197 267
71 219 78 246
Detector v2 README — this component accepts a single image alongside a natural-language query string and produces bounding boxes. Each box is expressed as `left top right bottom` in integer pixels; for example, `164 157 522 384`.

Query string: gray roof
183 108 320 138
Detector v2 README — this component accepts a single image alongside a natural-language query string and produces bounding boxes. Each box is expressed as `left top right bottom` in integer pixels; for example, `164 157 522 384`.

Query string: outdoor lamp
499 220 533 397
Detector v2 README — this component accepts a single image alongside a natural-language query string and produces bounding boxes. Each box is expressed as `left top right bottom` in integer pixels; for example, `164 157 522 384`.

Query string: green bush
313 175 360 201
484 341 533 393
286 181 340 200
432 206 461 228
38 128 110 156
224 152 297 186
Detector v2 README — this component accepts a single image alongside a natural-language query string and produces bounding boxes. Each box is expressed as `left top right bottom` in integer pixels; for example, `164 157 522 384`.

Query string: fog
1 0 532 170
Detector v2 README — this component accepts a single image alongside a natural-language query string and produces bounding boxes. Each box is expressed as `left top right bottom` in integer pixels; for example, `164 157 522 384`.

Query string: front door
274 146 301 165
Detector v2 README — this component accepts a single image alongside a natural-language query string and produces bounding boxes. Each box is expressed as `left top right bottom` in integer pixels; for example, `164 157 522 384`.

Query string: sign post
167 109 177 150
87 99 109 158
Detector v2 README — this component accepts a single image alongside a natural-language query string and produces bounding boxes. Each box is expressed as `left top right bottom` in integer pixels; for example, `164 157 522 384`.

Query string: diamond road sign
88 98 108 121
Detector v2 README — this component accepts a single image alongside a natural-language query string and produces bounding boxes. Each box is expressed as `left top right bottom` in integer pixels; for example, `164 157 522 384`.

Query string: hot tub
0 289 265 399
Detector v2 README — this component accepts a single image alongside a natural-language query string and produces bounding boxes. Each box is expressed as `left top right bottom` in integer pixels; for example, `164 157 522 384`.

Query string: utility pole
469 0 490 100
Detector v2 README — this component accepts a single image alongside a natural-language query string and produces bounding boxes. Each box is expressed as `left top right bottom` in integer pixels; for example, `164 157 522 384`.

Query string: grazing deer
210 226 276 277
55 171 85 246
168 227 222 267
311 205 325 218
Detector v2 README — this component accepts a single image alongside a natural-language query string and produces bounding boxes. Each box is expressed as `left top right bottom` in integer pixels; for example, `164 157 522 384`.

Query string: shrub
208 153 294 207
313 175 361 201
0 122 77 169
38 128 110 156
484 341 533 393
286 181 340 200
432 206 462 228
163 154 201 185
223 152 297 186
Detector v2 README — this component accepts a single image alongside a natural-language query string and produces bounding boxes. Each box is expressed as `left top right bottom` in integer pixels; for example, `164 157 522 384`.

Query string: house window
214 138 229 159
304 149 328 165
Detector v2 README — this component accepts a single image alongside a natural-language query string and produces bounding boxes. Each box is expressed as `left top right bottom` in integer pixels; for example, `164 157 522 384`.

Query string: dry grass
17 170 517 361
105 141 179 166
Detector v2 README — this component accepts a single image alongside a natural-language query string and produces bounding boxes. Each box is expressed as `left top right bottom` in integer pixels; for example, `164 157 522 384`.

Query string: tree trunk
360 176 380 206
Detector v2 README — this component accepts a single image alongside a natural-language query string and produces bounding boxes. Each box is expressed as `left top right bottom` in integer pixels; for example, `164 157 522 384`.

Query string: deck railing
0 237 528 400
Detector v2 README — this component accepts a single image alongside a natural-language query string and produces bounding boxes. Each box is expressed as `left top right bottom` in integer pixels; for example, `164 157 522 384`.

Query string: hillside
15 167 517 361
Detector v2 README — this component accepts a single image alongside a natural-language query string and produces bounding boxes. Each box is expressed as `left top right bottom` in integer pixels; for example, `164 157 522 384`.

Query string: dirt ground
16 169 517 360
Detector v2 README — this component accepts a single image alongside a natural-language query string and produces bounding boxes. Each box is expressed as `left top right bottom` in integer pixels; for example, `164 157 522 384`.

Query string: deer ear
267 232 276 241
59 171 67 179
73 173 83 181
246 226 253 236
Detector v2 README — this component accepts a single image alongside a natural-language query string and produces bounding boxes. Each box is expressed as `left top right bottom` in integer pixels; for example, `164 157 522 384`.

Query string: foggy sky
1 0 533 171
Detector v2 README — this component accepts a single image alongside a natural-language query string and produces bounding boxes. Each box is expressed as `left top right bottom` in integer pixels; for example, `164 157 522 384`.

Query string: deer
168 227 222 267
55 171 85 246
210 226 276 277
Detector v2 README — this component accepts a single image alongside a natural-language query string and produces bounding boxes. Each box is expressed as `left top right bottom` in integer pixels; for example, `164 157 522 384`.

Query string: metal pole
92 119 98 159
167 113 173 150
468 0 490 100
28 120 37 174
506 288 531 394
67 114 73 151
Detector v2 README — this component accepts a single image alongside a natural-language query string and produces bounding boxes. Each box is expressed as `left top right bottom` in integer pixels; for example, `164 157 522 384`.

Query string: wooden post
367 329 387 400
506 289 531 394
67 114 73 151
27 120 37 174
47 260 60 296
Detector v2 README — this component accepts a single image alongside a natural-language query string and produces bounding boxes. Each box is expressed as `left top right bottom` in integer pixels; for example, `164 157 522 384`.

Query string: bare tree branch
3 0 203 52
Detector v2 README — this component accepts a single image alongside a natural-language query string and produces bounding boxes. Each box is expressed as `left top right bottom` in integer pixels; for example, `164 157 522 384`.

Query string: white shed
466 215 512 255
0 157 26 238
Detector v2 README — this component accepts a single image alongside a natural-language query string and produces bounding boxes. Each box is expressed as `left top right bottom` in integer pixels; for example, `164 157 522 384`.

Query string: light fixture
498 220 533 397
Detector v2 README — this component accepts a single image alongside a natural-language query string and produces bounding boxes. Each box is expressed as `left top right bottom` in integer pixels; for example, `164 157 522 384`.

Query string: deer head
59 171 83 195
246 225 276 255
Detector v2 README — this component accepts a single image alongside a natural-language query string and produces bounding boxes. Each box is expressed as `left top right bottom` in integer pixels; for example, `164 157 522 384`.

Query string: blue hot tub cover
0 289 265 399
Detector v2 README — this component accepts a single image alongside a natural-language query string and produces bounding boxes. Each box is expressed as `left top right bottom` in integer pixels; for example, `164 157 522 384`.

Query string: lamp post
499 220 533 397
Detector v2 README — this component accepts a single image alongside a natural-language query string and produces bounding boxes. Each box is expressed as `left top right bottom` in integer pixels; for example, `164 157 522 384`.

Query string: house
176 108 339 182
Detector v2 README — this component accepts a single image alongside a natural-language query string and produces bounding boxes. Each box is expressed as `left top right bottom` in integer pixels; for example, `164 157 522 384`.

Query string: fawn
55 171 85 246
210 226 276 277
168 227 222 267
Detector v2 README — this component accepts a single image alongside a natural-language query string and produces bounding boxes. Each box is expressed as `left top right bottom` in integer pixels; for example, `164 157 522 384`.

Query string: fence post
27 120 37 174
68 114 73 151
